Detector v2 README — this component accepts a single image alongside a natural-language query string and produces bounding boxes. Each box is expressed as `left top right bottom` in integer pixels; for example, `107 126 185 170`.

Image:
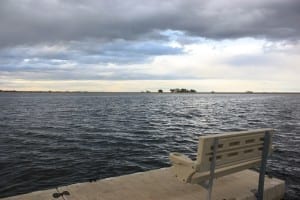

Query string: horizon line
1 90 300 94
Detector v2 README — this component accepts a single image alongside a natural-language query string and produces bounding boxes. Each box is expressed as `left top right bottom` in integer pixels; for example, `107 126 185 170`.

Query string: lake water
0 92 299 199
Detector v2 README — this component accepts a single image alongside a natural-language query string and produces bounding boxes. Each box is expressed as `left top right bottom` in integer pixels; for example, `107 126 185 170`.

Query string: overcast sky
1 0 300 92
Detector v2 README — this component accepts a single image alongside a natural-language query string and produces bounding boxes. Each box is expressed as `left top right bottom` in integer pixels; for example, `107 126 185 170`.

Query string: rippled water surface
0 93 299 199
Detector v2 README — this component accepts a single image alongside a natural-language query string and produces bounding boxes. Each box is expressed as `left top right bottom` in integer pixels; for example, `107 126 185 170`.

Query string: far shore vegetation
169 88 196 93
0 89 299 94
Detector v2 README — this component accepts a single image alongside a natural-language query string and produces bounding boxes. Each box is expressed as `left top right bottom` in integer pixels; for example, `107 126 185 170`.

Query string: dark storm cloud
0 0 300 47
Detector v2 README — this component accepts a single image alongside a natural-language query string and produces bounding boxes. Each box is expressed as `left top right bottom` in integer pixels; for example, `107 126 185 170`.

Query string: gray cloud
0 0 300 48
225 54 273 67
73 39 183 64
0 38 184 80
0 39 183 68
0 63 199 81
0 0 300 84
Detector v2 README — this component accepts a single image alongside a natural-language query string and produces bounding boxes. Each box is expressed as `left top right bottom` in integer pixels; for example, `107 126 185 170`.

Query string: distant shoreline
0 90 299 94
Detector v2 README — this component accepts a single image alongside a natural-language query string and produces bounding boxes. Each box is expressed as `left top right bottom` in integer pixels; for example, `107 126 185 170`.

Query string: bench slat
195 129 273 173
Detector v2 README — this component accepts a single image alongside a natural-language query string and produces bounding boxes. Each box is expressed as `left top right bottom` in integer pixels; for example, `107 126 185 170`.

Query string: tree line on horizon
156 88 197 93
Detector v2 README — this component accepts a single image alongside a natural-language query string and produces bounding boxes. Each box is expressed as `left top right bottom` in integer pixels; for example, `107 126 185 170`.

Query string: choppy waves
0 93 299 199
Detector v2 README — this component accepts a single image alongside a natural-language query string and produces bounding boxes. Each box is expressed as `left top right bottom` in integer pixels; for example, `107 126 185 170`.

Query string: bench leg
207 138 218 200
257 131 271 200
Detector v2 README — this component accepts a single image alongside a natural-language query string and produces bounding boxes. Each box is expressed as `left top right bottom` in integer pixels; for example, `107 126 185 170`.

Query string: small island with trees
155 88 197 93
170 88 197 93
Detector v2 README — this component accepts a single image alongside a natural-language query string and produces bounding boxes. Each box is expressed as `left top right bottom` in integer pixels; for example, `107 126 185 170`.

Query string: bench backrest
195 129 273 173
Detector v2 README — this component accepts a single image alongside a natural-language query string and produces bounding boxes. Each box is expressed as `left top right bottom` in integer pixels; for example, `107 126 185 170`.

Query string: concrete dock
1 168 285 200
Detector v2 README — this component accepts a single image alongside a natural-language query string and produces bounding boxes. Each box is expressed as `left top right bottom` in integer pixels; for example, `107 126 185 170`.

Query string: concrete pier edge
1 168 285 200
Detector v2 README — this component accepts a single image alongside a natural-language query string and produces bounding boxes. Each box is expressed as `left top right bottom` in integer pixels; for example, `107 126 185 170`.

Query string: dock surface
1 168 285 200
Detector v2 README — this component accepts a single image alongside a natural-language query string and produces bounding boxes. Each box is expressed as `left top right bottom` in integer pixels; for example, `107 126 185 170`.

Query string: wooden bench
169 129 274 200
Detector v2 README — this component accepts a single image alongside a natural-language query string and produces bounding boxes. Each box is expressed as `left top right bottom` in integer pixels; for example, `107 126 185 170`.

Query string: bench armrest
169 152 194 166
169 152 196 183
